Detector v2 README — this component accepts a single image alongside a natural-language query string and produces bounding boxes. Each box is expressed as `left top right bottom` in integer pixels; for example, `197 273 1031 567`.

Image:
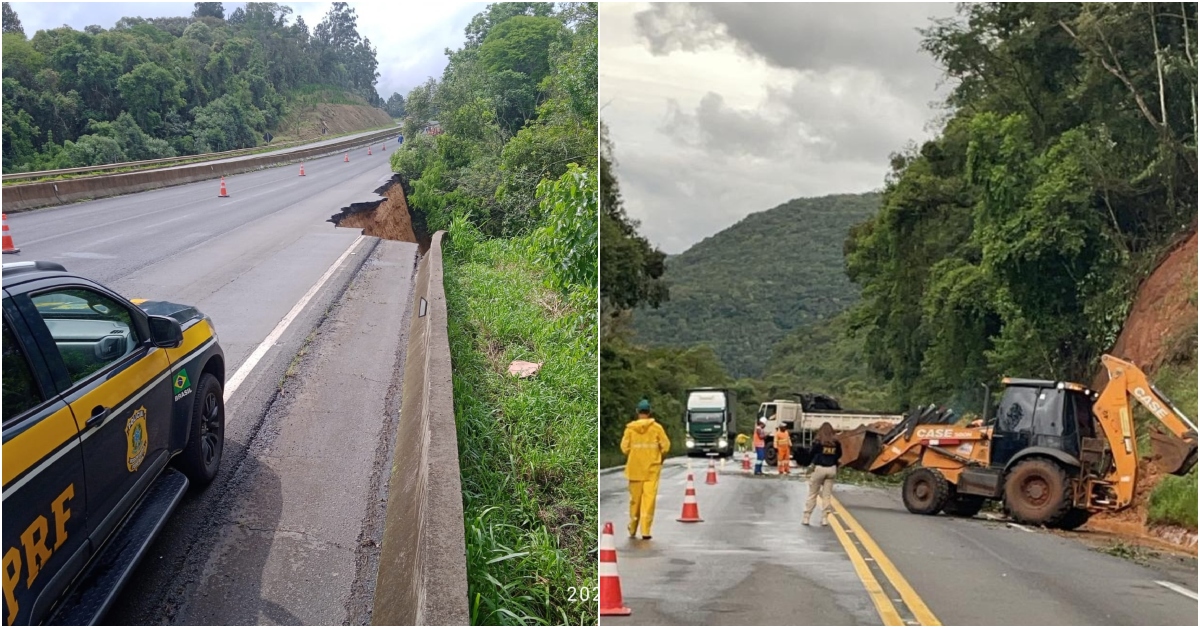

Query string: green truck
683 388 738 458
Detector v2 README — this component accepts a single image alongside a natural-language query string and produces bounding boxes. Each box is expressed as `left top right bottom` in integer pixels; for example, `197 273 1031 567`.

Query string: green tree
2 2 22 35
192 3 224 20
117 62 185 132
384 91 405 118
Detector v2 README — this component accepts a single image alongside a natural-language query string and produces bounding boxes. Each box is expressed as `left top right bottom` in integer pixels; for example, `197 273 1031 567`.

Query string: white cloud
601 2 957 254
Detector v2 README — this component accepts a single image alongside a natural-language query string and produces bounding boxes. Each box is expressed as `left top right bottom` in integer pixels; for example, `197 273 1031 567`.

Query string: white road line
223 235 365 401
1154 580 1199 601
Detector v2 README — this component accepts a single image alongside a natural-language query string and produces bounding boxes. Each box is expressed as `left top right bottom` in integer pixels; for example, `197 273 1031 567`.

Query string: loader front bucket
1149 430 1198 476
837 424 892 471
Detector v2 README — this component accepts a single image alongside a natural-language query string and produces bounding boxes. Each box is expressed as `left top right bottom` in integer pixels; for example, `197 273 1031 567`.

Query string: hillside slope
633 193 879 377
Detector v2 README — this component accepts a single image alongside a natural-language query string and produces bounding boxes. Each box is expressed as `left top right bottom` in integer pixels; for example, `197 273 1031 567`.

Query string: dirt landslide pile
328 176 423 246
279 103 393 141
1086 230 1197 553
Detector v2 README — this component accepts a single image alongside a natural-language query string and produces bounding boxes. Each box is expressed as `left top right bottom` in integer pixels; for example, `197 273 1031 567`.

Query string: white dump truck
758 395 902 466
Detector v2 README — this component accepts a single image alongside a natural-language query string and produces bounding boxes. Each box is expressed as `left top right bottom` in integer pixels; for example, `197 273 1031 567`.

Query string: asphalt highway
6 144 415 624
599 457 1198 625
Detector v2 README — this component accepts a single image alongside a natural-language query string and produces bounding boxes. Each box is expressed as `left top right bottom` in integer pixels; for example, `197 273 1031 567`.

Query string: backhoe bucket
837 424 892 471
1149 430 1198 476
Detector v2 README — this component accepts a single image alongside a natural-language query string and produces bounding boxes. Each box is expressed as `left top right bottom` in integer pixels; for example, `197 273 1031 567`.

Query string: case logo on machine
173 369 192 402
126 407 148 473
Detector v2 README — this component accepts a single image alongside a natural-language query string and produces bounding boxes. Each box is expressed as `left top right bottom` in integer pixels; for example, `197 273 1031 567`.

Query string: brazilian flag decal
174 369 191 395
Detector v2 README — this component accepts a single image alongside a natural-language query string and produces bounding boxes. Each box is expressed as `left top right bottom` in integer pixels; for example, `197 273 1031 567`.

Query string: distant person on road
753 418 767 475
775 424 792 475
621 398 671 540
803 422 842 526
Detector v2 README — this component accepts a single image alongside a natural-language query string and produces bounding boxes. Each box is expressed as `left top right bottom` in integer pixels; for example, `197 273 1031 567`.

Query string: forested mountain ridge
1 1 385 174
632 192 880 378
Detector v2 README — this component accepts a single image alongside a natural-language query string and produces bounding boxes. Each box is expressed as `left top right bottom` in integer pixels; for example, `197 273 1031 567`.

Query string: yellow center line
833 497 942 626
828 513 905 626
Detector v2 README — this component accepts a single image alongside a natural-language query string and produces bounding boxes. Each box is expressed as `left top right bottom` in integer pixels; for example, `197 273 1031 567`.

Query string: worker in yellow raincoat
621 398 671 540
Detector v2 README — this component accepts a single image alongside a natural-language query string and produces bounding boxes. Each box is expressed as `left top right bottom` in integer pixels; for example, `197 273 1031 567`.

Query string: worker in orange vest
753 417 767 475
775 424 792 475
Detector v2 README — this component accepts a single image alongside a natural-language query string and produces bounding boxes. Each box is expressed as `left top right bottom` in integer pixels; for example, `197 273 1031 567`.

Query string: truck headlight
718 437 728 448
686 438 695 448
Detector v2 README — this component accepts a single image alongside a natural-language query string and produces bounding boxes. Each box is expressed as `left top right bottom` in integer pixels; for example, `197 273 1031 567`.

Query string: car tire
903 468 950 515
175 373 224 488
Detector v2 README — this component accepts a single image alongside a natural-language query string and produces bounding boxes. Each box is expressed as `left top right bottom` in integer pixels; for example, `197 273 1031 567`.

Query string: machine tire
1003 457 1072 526
765 446 778 466
174 373 225 488
903 468 951 515
794 446 813 466
1051 508 1091 531
942 494 985 518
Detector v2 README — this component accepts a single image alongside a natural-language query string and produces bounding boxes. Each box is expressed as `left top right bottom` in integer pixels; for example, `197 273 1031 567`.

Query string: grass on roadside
445 237 597 626
1142 360 1198 530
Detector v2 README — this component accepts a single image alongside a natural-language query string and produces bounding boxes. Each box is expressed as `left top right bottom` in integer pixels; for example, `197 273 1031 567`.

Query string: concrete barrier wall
373 231 469 626
2 127 401 212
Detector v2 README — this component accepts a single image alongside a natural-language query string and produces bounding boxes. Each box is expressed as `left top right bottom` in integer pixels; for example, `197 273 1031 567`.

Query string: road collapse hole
328 174 430 250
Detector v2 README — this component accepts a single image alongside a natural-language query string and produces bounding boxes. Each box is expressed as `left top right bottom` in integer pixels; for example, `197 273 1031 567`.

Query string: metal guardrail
1 125 399 182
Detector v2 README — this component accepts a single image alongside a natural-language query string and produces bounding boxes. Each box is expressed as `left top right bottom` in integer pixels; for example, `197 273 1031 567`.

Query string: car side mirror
148 315 183 348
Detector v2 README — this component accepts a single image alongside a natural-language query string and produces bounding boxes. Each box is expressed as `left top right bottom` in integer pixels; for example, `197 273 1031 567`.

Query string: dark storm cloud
602 3 956 253
635 2 953 98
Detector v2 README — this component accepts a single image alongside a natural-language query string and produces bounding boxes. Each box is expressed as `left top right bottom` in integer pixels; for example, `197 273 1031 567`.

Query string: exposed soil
1092 231 1197 389
1086 229 1197 551
328 176 429 250
276 103 393 142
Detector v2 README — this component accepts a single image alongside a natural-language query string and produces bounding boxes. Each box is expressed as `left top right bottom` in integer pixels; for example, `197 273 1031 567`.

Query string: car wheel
175 373 224 487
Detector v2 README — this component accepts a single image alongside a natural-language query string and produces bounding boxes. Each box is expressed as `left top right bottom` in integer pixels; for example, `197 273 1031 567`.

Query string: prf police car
2 261 226 625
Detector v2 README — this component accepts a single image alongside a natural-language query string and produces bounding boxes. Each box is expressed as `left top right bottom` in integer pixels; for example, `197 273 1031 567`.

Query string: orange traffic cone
677 473 704 523
299 162 306 176
218 177 229 198
368 145 373 155
2 214 20 254
599 522 631 616
344 152 349 162
705 458 718 485
743 451 752 473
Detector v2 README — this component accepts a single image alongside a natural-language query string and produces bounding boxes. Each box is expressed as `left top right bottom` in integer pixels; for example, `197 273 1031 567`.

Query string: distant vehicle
684 388 737 457
758 394 902 466
2 261 226 625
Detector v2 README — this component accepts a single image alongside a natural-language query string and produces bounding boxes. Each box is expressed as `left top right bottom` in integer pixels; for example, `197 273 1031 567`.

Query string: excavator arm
1095 355 1199 507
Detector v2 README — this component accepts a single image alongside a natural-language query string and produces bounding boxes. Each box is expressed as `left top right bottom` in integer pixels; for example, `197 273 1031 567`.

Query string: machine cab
989 379 1098 468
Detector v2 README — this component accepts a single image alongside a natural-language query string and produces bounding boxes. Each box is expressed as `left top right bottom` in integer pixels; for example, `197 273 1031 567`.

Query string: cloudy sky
601 2 959 254
8 1 486 99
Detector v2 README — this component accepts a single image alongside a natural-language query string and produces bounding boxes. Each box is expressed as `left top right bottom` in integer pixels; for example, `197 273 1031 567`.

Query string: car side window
3 318 44 422
30 288 140 384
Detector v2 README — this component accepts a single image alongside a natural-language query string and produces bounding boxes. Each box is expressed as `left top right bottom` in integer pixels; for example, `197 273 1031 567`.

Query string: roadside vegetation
1 1 386 173
388 3 597 624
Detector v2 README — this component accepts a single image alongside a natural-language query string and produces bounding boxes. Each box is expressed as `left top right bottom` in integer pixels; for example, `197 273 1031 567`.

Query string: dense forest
601 2 1197 460
391 2 596 239
1 1 384 173
633 193 880 378
387 3 598 624
847 2 1196 408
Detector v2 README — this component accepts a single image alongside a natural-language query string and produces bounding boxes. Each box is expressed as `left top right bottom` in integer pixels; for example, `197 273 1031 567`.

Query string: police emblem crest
126 406 148 472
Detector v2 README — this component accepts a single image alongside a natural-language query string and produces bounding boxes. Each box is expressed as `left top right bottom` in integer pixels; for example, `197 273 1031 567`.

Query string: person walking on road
775 424 792 475
803 422 842 526
753 418 767 475
622 398 671 540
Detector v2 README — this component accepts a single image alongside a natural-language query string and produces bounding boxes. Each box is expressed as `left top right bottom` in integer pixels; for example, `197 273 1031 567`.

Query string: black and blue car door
1 309 90 627
18 284 174 548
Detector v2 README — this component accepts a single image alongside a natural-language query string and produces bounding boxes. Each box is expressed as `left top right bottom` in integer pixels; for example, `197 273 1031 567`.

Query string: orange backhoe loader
837 355 1198 529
